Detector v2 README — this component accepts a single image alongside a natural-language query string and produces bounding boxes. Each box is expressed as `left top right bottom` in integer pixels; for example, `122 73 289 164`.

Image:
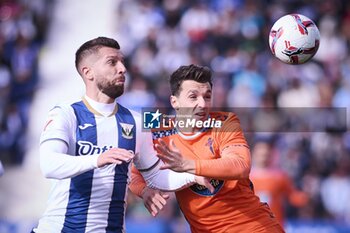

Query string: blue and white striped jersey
34 97 194 233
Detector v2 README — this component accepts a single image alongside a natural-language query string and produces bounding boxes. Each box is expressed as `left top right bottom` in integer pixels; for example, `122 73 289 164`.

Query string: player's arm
194 144 251 179
129 165 170 217
156 113 251 180
40 106 133 179
129 164 147 197
40 139 98 179
40 140 134 179
133 129 213 192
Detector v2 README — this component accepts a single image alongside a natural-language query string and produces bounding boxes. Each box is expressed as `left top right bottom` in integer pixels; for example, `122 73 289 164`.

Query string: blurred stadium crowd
0 0 52 166
1 0 350 232
116 0 350 230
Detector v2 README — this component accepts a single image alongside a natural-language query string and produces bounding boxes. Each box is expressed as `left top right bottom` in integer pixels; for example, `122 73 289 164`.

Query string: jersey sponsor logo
119 123 134 139
190 179 224 196
77 141 113 155
78 123 94 130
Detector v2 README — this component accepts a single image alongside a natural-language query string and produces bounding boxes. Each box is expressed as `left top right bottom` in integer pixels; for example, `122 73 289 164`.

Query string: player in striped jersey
32 37 212 233
130 64 285 232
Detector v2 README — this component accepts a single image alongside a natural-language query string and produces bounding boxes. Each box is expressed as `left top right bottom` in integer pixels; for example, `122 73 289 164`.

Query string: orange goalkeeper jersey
130 112 284 233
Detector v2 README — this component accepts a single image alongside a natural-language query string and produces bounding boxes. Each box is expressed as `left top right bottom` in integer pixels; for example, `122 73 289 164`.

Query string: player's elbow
232 159 251 179
42 171 56 179
40 158 66 179
41 170 68 180
40 164 59 179
229 163 250 179
144 177 167 191
240 166 251 178
40 155 52 178
223 166 250 180
141 170 162 190
40 164 54 179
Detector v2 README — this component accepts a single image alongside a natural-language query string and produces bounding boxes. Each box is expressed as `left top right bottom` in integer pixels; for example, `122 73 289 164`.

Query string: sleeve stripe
40 138 69 148
137 158 160 172
221 144 249 153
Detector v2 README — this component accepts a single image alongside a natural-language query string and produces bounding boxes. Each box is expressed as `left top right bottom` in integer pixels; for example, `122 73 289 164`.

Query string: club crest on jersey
190 179 224 196
120 123 134 139
205 137 214 155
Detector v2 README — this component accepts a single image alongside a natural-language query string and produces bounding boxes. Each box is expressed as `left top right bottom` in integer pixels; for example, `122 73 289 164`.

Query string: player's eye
107 59 116 65
188 95 197 100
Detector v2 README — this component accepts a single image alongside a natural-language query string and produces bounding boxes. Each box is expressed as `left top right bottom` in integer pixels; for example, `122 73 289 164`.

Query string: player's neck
84 95 117 117
177 127 205 140
85 91 115 104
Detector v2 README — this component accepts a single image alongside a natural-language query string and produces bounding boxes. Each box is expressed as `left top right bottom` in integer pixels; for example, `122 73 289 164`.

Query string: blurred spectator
0 38 11 124
0 0 52 164
320 156 350 224
180 1 218 43
119 75 157 111
250 138 309 226
277 77 320 108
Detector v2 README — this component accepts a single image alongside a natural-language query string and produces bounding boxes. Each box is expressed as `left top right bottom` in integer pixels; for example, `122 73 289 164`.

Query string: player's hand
141 187 170 217
194 176 215 193
97 148 135 167
155 139 195 173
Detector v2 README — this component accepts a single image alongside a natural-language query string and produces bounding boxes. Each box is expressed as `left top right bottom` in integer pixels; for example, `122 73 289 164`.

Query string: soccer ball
269 14 320 64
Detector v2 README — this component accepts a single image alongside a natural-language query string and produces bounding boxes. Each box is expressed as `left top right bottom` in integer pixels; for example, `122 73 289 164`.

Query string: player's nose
196 97 206 108
117 61 126 74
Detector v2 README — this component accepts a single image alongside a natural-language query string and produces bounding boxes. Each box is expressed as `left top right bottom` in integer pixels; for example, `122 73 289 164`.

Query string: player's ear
82 66 93 81
170 95 179 110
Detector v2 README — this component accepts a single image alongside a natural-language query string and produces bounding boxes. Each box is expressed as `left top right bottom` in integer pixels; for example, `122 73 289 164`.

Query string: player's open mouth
194 112 206 117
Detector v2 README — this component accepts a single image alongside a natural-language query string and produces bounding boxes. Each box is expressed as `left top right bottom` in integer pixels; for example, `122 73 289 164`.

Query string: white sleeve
40 139 99 179
139 160 196 191
133 120 196 191
39 105 98 179
40 106 71 144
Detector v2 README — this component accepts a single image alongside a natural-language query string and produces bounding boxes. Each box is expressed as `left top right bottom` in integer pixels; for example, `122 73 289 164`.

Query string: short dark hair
170 64 213 96
75 36 120 74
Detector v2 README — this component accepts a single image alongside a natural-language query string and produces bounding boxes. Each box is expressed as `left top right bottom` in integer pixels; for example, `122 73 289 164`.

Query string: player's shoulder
47 100 86 122
115 103 141 117
210 111 244 136
209 111 240 124
151 128 177 140
150 115 177 140
127 108 141 119
48 101 75 114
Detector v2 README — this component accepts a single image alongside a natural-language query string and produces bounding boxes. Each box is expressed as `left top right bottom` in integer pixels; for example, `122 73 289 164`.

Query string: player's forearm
195 156 250 179
195 145 251 179
129 166 147 197
129 179 146 198
141 160 196 191
40 140 98 179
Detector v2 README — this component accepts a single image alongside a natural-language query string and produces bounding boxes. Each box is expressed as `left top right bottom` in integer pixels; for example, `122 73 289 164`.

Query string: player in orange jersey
250 139 309 226
129 64 284 233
